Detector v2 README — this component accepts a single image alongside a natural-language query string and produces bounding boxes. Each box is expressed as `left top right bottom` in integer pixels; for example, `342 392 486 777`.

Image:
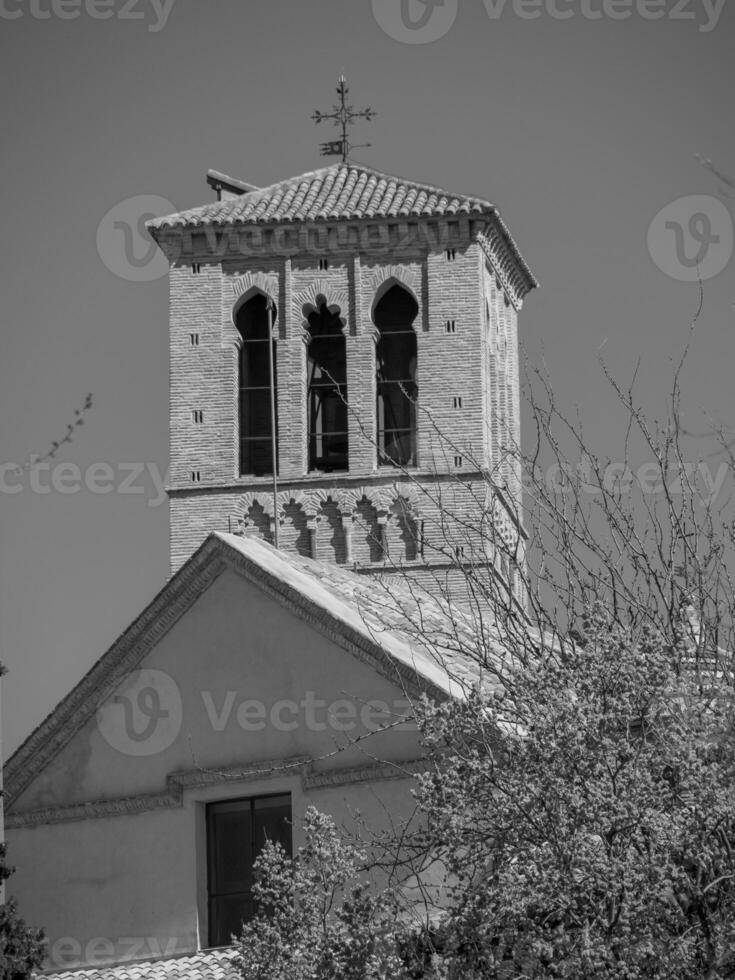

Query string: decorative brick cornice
234 486 423 529
235 490 278 521
156 216 480 264
476 218 538 311
8 756 426 829
302 758 427 789
155 210 536 320
477 222 538 310
168 468 490 498
391 482 422 516
300 488 348 520
8 757 303 829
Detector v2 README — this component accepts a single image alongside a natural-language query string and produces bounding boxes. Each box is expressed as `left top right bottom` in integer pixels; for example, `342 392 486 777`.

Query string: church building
5 152 535 979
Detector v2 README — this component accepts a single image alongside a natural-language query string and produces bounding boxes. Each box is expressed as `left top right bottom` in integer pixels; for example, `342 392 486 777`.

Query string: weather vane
312 74 376 163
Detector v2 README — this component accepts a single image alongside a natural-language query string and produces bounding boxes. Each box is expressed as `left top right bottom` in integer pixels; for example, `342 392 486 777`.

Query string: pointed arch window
306 300 348 472
374 284 418 467
236 293 278 476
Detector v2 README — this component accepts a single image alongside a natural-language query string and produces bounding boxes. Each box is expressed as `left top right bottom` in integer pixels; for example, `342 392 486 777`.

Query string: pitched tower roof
148 163 500 229
147 162 537 297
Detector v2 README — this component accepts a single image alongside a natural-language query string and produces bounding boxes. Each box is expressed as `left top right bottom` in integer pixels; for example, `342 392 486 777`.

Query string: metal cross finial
312 74 376 163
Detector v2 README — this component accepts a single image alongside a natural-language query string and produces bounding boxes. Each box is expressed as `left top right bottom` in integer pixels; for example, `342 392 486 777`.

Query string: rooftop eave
148 209 537 311
475 213 538 310
147 203 496 237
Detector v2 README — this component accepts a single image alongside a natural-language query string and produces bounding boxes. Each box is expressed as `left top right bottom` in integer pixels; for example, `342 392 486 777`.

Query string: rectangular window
206 794 292 948
239 338 278 477
307 336 348 473
376 329 417 467
236 295 279 477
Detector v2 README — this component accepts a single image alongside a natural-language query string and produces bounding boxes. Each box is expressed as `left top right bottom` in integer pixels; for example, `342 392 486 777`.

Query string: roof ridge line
234 161 496 208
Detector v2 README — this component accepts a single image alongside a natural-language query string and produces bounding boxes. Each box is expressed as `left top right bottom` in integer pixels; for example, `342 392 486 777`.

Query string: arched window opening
306 300 348 472
236 293 278 476
374 285 418 467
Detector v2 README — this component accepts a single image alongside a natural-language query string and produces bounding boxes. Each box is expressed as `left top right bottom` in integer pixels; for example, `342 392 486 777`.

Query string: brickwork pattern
165 212 530 603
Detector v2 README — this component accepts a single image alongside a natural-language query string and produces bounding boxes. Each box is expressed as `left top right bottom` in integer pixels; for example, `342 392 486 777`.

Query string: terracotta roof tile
39 948 238 980
147 163 497 231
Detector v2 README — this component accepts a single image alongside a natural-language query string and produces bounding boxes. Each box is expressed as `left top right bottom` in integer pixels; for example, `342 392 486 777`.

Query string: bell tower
148 159 536 604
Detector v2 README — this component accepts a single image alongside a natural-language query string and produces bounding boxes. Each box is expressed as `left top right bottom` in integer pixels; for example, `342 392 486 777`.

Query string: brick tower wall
162 217 525 603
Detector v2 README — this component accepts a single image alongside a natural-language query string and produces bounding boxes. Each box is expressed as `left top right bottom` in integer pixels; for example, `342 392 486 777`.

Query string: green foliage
234 607 735 979
0 844 45 980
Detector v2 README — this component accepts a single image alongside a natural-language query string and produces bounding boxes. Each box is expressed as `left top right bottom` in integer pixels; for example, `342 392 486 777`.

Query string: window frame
205 792 292 948
305 302 348 473
235 293 279 478
373 285 419 469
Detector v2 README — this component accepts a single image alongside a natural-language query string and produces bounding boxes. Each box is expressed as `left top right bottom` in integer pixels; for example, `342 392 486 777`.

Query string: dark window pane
377 333 416 381
240 438 274 477
374 286 418 468
240 341 271 386
253 795 293 858
374 285 419 331
307 306 343 338
207 795 292 949
379 427 417 467
209 894 256 948
235 294 278 476
235 294 273 341
377 383 417 431
310 388 348 435
307 303 348 471
239 389 272 437
208 802 253 894
308 433 349 472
